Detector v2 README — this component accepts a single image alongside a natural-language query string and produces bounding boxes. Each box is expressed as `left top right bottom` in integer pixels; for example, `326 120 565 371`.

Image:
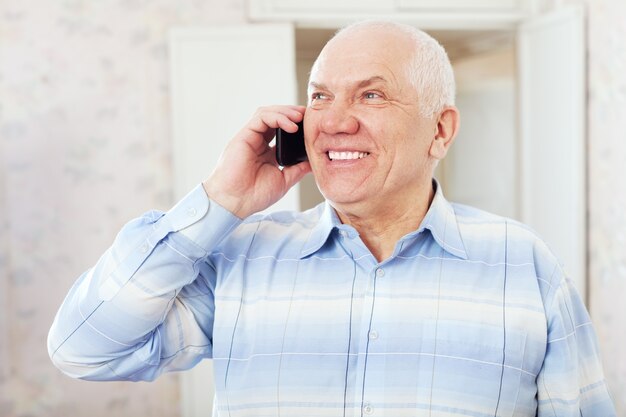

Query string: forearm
48 185 241 381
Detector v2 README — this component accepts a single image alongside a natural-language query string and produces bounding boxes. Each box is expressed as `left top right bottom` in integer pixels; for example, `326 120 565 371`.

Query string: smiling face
304 26 442 217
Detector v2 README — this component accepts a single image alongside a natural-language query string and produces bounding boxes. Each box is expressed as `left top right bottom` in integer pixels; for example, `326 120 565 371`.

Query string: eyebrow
308 76 389 91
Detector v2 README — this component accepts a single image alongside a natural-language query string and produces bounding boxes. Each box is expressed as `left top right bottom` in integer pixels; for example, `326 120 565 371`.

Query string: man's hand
202 106 312 219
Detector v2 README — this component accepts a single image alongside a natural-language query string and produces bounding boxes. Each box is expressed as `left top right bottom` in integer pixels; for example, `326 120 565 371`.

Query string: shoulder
244 203 325 228
451 202 540 244
451 202 550 252
213 202 326 258
451 202 564 293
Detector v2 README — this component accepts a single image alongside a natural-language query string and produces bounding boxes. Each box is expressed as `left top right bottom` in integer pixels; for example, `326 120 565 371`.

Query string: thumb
281 161 312 191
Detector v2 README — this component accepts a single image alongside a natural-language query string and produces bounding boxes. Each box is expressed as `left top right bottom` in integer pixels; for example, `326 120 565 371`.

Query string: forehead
310 29 414 88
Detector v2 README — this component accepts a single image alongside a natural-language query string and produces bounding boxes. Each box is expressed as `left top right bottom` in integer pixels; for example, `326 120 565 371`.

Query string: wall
0 1 245 416
585 0 626 414
0 131 9 402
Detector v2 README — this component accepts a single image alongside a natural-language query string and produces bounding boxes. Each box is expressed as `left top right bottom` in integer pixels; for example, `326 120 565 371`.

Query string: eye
311 92 328 101
363 91 383 100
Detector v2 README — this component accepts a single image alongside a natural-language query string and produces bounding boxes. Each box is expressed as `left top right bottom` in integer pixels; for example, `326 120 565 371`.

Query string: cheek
387 132 430 172
303 112 320 149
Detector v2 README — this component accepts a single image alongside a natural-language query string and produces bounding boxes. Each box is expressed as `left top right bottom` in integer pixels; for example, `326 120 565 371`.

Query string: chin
312 167 372 205
318 185 367 207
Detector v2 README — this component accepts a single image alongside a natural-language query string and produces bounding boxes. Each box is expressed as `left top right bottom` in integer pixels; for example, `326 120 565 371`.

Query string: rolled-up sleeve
48 184 241 381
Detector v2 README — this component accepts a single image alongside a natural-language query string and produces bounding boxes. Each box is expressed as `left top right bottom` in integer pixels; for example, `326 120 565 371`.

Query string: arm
47 186 240 381
536 275 616 416
48 106 311 381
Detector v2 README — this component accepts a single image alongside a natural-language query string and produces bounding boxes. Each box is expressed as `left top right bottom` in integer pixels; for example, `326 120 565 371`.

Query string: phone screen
276 121 307 166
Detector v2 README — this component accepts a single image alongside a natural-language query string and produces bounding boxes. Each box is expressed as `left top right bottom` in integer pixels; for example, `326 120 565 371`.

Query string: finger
249 106 306 133
248 112 299 137
261 105 306 120
252 105 304 122
281 161 312 190
236 106 307 151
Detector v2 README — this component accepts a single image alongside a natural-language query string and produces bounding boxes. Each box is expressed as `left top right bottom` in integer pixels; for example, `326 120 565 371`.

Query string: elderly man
49 21 615 416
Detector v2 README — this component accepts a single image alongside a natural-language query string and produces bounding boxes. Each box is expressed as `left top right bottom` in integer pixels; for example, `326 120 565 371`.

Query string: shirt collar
299 179 468 260
414 179 468 260
300 201 342 258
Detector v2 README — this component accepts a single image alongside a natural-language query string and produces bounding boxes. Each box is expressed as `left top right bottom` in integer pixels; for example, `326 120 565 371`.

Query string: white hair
324 20 456 118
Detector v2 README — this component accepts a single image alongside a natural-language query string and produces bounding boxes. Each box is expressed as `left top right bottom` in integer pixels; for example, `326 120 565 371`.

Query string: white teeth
328 151 369 160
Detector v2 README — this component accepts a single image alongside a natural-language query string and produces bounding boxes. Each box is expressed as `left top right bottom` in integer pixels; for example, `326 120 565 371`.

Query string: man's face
304 28 439 213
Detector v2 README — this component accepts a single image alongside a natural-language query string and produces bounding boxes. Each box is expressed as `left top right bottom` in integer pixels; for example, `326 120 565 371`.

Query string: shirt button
375 268 385 278
369 330 379 340
339 230 348 238
363 403 373 415
187 207 197 217
139 243 149 253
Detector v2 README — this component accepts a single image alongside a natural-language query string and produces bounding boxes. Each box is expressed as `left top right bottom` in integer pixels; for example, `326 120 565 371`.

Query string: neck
333 182 435 262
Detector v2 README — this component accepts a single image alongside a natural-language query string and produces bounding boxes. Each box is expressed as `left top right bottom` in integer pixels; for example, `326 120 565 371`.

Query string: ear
429 106 460 160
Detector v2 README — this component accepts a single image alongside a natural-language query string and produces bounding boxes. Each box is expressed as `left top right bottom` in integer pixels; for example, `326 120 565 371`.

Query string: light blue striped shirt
48 182 616 416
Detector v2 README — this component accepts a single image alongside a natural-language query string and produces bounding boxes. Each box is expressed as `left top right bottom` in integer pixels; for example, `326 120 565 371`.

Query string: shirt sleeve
536 273 616 416
47 184 241 381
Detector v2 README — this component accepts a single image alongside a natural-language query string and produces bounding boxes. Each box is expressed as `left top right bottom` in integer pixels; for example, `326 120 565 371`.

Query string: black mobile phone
276 121 307 166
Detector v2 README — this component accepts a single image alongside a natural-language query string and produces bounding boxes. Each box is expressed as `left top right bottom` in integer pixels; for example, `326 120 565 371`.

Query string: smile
327 151 370 161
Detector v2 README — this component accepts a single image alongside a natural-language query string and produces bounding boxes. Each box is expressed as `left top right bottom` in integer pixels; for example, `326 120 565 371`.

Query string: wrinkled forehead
309 28 415 88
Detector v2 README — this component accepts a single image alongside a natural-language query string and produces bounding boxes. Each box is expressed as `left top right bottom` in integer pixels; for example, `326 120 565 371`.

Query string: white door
169 24 298 417
169 24 299 211
518 6 586 298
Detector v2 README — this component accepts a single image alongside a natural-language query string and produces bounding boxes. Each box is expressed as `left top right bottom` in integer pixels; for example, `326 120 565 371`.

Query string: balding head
311 21 456 118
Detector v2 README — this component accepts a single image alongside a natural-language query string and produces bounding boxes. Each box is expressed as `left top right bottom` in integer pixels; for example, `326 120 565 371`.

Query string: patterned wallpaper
0 0 625 416
0 1 244 416
586 0 626 414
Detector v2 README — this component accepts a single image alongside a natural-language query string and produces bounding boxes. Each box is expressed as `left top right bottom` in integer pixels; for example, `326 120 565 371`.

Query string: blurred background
1 0 625 416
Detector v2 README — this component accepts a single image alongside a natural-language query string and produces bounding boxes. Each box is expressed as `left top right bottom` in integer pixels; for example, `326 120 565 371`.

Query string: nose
319 101 359 135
